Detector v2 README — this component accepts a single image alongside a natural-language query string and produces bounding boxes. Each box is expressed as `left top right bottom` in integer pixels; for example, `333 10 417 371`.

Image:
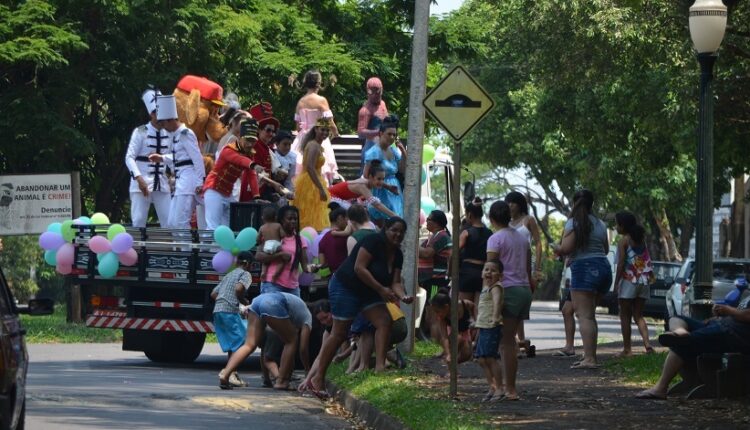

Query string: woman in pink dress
290 70 340 185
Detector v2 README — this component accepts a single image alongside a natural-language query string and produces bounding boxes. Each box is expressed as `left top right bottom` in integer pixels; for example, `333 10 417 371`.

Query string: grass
328 341 495 430
604 351 675 386
20 305 219 344
20 306 123 343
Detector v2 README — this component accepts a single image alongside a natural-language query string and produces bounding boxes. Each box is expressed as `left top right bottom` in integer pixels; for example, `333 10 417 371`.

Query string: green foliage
431 0 750 244
1 236 42 301
329 341 493 430
20 305 123 343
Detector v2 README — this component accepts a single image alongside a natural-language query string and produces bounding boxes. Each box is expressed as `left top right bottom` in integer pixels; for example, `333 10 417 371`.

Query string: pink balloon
111 233 134 254
39 232 65 251
56 262 72 275
56 243 75 266
419 210 426 226
117 248 138 266
88 235 111 254
212 250 235 273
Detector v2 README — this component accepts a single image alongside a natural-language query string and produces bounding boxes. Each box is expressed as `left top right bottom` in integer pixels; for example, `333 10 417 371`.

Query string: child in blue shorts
474 260 505 402
211 251 253 387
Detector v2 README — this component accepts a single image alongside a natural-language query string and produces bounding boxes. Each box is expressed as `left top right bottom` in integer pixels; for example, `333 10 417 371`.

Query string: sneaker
229 371 246 387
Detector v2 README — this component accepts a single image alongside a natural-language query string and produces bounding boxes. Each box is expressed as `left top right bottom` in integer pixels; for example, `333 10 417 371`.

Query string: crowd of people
124 72 750 403
125 71 401 232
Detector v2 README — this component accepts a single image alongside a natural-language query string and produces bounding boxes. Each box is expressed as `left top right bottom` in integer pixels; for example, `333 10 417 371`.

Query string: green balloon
422 144 436 165
107 224 126 241
90 212 110 225
231 247 240 256
61 220 76 242
97 252 119 278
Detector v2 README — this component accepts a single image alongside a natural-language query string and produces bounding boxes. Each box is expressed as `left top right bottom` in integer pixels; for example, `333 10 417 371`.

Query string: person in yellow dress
294 117 331 231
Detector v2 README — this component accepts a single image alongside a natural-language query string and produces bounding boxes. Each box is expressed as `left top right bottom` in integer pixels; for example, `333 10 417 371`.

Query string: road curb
326 380 407 430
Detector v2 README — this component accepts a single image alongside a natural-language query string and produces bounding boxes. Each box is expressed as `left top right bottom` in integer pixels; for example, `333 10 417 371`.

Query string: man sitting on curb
636 297 750 400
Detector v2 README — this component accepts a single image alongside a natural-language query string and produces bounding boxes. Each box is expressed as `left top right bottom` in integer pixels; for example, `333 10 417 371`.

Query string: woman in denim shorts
300 217 414 398
219 292 312 390
552 189 612 369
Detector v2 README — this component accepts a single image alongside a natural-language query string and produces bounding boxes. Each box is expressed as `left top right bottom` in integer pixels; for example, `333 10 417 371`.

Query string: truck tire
144 332 206 363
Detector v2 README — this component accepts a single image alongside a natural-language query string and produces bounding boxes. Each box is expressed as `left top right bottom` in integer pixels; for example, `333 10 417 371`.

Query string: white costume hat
141 89 161 114
156 95 178 121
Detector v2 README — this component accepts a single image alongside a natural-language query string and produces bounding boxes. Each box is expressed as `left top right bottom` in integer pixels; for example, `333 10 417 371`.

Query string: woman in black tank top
458 202 492 316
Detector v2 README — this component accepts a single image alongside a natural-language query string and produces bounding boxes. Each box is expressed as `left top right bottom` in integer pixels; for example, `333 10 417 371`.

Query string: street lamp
688 0 727 319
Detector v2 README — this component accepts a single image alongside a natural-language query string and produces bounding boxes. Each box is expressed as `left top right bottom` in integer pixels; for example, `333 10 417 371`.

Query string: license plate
651 290 668 297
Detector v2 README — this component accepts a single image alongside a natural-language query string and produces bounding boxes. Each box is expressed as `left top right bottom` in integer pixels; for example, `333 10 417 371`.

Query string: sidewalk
416 343 750 429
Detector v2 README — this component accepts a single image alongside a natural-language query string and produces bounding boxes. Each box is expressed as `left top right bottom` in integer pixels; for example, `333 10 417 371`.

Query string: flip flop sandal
570 362 600 369
552 350 576 357
498 394 519 401
481 390 495 402
219 379 233 390
645 346 656 354
635 390 667 400
490 393 508 402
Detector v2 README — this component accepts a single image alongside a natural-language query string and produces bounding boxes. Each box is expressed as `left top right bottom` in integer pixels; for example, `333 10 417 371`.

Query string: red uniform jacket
203 143 259 199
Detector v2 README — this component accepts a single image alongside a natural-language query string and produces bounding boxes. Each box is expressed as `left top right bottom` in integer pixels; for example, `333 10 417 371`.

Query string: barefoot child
475 260 505 402
258 206 285 281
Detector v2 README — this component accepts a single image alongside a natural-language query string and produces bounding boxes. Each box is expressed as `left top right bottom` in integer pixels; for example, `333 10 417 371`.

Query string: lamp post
688 0 727 319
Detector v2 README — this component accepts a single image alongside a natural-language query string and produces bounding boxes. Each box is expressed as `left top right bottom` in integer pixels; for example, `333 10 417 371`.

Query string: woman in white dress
290 70 340 185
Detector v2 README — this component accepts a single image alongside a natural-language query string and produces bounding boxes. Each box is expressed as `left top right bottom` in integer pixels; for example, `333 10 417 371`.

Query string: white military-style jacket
162 124 205 196
125 122 171 193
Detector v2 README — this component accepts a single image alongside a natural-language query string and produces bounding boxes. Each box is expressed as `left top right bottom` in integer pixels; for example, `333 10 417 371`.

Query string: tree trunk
679 218 695 260
730 175 745 258
652 207 682 262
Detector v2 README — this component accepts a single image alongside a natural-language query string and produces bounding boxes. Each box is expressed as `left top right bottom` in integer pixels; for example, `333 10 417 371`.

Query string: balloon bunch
298 226 330 286
88 223 138 278
39 222 77 275
39 212 136 277
212 225 258 273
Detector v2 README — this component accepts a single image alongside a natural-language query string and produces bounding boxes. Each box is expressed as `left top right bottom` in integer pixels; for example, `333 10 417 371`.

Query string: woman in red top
327 160 397 219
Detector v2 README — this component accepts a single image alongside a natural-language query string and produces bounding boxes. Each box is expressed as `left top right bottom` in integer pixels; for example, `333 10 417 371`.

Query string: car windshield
712 262 750 282
653 263 680 279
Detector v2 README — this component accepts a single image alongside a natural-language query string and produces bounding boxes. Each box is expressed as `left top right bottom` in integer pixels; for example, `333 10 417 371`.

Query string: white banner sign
0 174 73 235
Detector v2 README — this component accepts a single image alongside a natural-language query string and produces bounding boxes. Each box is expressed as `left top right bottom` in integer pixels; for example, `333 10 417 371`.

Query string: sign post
423 65 494 396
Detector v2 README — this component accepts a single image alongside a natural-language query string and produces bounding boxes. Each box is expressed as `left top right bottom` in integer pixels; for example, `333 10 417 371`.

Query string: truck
67 135 468 363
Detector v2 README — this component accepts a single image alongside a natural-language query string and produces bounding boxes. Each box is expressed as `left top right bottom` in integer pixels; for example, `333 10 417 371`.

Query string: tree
430 0 750 259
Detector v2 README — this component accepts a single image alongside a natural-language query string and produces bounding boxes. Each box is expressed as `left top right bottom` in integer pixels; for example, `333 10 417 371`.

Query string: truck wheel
144 332 206 363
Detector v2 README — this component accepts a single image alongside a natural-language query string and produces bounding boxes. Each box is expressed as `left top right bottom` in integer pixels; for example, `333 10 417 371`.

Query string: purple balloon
298 272 315 286
311 229 329 258
56 243 75 266
111 233 134 254
39 231 65 251
212 250 235 273
88 235 111 254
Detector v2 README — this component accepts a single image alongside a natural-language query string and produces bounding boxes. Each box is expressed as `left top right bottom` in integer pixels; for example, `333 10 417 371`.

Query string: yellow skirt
293 172 330 231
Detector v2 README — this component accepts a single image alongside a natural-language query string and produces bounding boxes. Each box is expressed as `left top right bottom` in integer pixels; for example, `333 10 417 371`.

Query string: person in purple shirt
486 200 531 401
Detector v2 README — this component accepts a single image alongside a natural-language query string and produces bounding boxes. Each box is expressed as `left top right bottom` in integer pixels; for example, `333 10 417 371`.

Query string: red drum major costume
203 119 261 229
125 89 172 227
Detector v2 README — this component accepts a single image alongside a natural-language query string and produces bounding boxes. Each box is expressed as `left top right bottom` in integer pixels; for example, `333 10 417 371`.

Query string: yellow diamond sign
423 65 495 142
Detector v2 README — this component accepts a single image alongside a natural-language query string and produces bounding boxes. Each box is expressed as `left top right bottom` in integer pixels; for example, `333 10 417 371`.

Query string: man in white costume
149 95 205 229
125 89 172 227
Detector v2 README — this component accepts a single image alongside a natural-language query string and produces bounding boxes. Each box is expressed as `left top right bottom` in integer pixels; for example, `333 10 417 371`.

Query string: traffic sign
422 65 495 142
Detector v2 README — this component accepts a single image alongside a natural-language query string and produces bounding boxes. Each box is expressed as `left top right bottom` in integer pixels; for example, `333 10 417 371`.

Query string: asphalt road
25 302 662 429
25 343 349 430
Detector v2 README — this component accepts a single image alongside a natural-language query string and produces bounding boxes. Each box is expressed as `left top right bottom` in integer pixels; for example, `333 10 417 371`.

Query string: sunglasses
264 127 276 134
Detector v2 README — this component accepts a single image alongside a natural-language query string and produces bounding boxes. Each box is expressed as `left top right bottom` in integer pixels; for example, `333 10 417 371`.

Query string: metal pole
449 141 462 396
691 53 716 320
400 0 430 354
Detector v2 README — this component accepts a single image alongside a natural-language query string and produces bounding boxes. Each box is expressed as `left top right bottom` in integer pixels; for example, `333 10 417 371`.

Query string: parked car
642 261 682 319
665 258 750 322
1 266 54 430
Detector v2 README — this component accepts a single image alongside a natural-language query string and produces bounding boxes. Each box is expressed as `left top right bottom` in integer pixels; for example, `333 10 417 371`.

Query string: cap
237 251 254 263
240 119 259 140
155 95 178 121
142 89 162 114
